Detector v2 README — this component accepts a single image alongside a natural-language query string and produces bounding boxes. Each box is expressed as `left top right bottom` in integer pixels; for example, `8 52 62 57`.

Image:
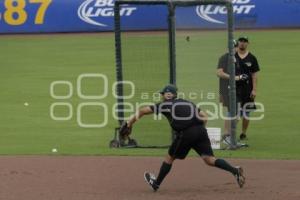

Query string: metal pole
168 2 176 141
114 3 124 125
226 2 237 149
168 2 176 86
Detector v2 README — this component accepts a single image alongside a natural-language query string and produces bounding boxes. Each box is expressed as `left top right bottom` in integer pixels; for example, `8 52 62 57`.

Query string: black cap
238 36 249 42
159 84 178 94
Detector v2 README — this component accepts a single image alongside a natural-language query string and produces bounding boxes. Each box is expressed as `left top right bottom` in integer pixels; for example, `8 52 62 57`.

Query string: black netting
119 5 171 146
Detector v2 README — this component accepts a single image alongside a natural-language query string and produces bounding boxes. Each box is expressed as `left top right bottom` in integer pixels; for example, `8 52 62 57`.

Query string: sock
215 159 238 175
156 162 172 185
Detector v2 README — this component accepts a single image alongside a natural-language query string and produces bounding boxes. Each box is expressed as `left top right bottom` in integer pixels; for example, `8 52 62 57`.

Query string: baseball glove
119 121 132 140
239 74 249 81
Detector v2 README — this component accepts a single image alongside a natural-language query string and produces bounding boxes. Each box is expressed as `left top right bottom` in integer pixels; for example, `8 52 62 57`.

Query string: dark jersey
217 52 241 106
235 52 260 93
218 52 260 95
217 53 231 96
150 98 204 132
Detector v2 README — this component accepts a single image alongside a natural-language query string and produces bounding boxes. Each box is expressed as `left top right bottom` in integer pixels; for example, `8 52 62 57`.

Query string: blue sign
0 0 300 33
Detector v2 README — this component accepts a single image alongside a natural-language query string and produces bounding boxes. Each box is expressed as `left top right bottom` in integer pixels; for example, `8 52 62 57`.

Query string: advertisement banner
0 0 300 33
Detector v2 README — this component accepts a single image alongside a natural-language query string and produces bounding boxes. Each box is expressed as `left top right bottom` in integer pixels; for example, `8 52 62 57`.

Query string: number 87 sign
0 0 52 25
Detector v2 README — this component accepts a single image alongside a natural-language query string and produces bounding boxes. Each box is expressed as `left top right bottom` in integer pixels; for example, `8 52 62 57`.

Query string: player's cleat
240 133 247 140
236 142 249 148
144 172 159 192
235 166 245 188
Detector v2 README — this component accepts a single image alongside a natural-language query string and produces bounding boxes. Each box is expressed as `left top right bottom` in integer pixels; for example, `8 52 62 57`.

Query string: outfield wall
0 0 300 33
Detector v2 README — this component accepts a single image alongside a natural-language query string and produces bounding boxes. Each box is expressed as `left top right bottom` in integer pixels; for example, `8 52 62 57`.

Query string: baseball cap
159 84 178 94
238 36 249 42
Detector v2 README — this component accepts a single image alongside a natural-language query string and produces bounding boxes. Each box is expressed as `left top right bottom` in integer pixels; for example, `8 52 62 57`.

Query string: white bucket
207 127 221 150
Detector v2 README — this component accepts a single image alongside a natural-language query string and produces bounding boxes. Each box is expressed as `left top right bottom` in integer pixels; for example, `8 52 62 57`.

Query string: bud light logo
78 0 137 27
196 0 255 24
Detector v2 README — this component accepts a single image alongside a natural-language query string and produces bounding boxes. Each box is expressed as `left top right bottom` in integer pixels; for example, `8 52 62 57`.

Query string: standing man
216 40 239 144
217 37 260 141
119 85 245 192
235 36 260 140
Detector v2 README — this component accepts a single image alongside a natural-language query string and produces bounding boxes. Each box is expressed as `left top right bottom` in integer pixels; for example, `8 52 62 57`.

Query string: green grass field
0 30 299 159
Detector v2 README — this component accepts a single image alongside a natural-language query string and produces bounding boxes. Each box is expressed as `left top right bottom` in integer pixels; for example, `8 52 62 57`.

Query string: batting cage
111 0 238 149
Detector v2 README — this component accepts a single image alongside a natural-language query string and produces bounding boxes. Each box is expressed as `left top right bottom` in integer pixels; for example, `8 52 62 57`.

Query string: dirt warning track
0 156 299 200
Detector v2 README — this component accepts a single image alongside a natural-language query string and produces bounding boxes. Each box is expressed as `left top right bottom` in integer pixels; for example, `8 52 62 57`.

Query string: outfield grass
0 30 299 159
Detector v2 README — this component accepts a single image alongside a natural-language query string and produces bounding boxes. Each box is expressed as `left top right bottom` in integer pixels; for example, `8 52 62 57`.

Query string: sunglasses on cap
238 37 249 43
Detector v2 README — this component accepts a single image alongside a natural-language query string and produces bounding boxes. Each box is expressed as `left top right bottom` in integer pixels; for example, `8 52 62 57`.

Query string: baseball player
119 85 245 192
217 40 249 145
235 36 260 140
217 40 239 144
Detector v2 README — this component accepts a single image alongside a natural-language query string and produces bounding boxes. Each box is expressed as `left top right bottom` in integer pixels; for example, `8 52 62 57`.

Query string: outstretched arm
127 106 154 127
